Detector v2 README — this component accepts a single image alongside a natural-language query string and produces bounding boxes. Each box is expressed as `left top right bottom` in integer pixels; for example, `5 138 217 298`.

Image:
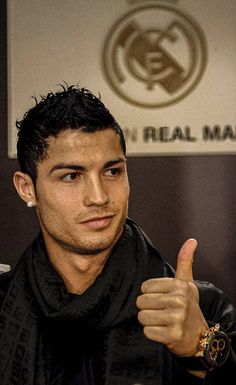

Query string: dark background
0 0 235 306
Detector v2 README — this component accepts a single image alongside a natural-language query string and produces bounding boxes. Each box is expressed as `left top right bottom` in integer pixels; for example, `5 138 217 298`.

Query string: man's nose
84 177 109 206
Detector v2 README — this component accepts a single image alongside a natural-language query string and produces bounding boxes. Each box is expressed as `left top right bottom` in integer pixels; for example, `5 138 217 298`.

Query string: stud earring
27 201 34 208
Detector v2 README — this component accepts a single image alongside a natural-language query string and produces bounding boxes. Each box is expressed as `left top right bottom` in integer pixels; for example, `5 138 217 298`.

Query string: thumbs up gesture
136 239 209 357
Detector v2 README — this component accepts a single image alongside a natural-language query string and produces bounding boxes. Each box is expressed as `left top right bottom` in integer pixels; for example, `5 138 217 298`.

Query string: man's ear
13 171 37 207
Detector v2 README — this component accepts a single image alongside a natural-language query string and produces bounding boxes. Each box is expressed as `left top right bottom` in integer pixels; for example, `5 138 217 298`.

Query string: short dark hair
16 84 126 181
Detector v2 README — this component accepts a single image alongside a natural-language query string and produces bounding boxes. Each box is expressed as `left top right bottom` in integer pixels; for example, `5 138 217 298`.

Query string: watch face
206 331 230 368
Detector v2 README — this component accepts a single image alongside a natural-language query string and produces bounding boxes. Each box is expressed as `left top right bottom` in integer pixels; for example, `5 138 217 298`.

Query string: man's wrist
177 323 231 372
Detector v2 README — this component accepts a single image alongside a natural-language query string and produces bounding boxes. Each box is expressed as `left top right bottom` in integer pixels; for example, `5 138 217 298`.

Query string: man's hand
136 239 208 357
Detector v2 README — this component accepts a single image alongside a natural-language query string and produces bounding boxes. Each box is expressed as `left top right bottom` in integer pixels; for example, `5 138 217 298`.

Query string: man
0 85 235 385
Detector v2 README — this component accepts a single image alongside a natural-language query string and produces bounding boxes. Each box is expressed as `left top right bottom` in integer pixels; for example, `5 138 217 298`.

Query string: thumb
175 238 198 281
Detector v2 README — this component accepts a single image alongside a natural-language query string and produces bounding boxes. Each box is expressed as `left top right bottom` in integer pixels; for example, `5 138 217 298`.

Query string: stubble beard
40 211 127 257
68 215 126 256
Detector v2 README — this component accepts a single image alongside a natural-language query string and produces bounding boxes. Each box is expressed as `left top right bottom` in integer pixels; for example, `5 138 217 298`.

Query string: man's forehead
47 128 120 149
39 129 125 168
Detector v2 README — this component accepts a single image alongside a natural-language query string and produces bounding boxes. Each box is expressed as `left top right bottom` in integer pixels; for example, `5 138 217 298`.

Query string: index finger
141 277 175 293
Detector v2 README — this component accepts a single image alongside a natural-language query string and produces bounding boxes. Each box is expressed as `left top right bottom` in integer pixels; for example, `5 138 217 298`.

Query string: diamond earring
27 201 34 208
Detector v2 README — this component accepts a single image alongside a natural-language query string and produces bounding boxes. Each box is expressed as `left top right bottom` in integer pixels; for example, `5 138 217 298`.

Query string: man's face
35 128 130 256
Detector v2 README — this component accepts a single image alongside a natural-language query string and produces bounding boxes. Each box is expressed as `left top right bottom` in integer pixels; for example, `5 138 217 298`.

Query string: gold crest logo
102 1 207 108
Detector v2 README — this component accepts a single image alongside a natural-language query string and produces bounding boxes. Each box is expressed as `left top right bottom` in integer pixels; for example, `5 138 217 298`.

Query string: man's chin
72 231 123 256
72 243 110 255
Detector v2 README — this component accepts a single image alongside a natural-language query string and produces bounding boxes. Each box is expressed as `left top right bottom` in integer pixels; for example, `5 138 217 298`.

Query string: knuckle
143 326 155 340
137 310 146 325
171 311 184 324
143 326 150 337
136 294 148 309
174 293 188 310
176 279 189 292
170 326 183 343
136 295 142 308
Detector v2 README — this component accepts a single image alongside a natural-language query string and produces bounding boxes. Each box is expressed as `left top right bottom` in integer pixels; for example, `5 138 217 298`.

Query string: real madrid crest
102 0 207 108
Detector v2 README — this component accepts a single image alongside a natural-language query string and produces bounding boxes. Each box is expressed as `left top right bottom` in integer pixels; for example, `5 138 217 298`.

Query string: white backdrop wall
7 0 236 156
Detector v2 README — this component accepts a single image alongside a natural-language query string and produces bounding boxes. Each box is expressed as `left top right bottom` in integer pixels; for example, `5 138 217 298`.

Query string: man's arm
136 239 236 382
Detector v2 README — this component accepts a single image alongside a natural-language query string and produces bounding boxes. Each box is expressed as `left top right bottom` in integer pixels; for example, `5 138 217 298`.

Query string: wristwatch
195 323 230 370
178 323 231 371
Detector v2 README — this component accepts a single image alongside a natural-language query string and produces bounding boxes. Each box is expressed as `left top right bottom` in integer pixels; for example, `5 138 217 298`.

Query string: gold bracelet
195 323 220 358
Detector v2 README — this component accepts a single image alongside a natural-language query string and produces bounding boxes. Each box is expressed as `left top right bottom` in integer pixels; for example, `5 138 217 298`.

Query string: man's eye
104 168 121 177
62 172 80 182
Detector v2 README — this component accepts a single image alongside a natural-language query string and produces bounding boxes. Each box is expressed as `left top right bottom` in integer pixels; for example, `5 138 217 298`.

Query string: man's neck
43 239 111 294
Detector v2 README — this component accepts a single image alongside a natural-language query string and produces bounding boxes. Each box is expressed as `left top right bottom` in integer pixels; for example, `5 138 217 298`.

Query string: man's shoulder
196 280 229 303
196 280 236 330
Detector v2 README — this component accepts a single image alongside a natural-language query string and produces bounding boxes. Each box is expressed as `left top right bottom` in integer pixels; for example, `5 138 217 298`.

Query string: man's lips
80 215 114 229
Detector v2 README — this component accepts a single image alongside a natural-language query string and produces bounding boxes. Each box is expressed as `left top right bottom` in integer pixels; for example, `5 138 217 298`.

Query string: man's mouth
80 215 114 229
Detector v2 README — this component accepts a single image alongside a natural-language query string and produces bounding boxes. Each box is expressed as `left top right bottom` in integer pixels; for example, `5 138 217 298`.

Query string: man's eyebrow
103 158 126 168
49 163 86 174
49 158 126 174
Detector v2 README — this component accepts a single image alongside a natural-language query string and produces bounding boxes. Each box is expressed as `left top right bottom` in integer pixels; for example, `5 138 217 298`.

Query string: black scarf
0 219 177 385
